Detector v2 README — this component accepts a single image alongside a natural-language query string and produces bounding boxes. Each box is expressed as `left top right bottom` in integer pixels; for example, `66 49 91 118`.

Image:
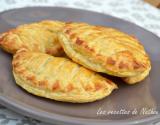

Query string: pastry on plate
0 20 64 56
122 66 151 84
12 49 117 103
58 22 151 84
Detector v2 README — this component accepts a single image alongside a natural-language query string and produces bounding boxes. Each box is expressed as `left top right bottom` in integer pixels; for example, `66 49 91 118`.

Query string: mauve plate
0 7 160 125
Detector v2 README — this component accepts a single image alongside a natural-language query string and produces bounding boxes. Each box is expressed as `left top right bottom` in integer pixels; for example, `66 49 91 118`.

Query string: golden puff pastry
12 49 117 103
122 65 151 84
58 22 151 84
0 20 64 56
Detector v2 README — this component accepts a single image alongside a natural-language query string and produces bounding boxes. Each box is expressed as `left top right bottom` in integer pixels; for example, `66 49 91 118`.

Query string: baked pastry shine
59 22 151 84
12 49 117 103
0 20 64 56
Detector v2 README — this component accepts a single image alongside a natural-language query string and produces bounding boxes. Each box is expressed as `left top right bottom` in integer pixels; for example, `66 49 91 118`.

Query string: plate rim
0 6 160 125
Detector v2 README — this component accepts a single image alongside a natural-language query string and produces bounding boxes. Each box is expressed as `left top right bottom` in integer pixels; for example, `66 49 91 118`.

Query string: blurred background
0 0 160 37
0 0 160 125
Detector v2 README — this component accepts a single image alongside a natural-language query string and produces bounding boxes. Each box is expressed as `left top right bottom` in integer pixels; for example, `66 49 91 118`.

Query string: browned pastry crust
58 22 151 84
12 49 117 103
0 20 64 56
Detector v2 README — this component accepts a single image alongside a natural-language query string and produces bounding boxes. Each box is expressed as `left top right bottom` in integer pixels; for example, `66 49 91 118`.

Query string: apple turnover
59 22 151 84
0 20 64 56
12 49 117 103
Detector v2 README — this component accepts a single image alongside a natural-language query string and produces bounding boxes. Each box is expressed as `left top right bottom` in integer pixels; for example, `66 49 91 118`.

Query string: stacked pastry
0 20 151 103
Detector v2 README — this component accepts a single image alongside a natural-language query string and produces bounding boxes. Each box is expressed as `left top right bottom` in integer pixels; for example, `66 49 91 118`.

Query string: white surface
0 0 160 125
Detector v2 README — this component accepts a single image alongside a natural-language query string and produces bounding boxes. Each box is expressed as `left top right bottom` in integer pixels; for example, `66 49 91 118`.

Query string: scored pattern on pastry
58 22 151 84
0 20 64 56
12 49 117 103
